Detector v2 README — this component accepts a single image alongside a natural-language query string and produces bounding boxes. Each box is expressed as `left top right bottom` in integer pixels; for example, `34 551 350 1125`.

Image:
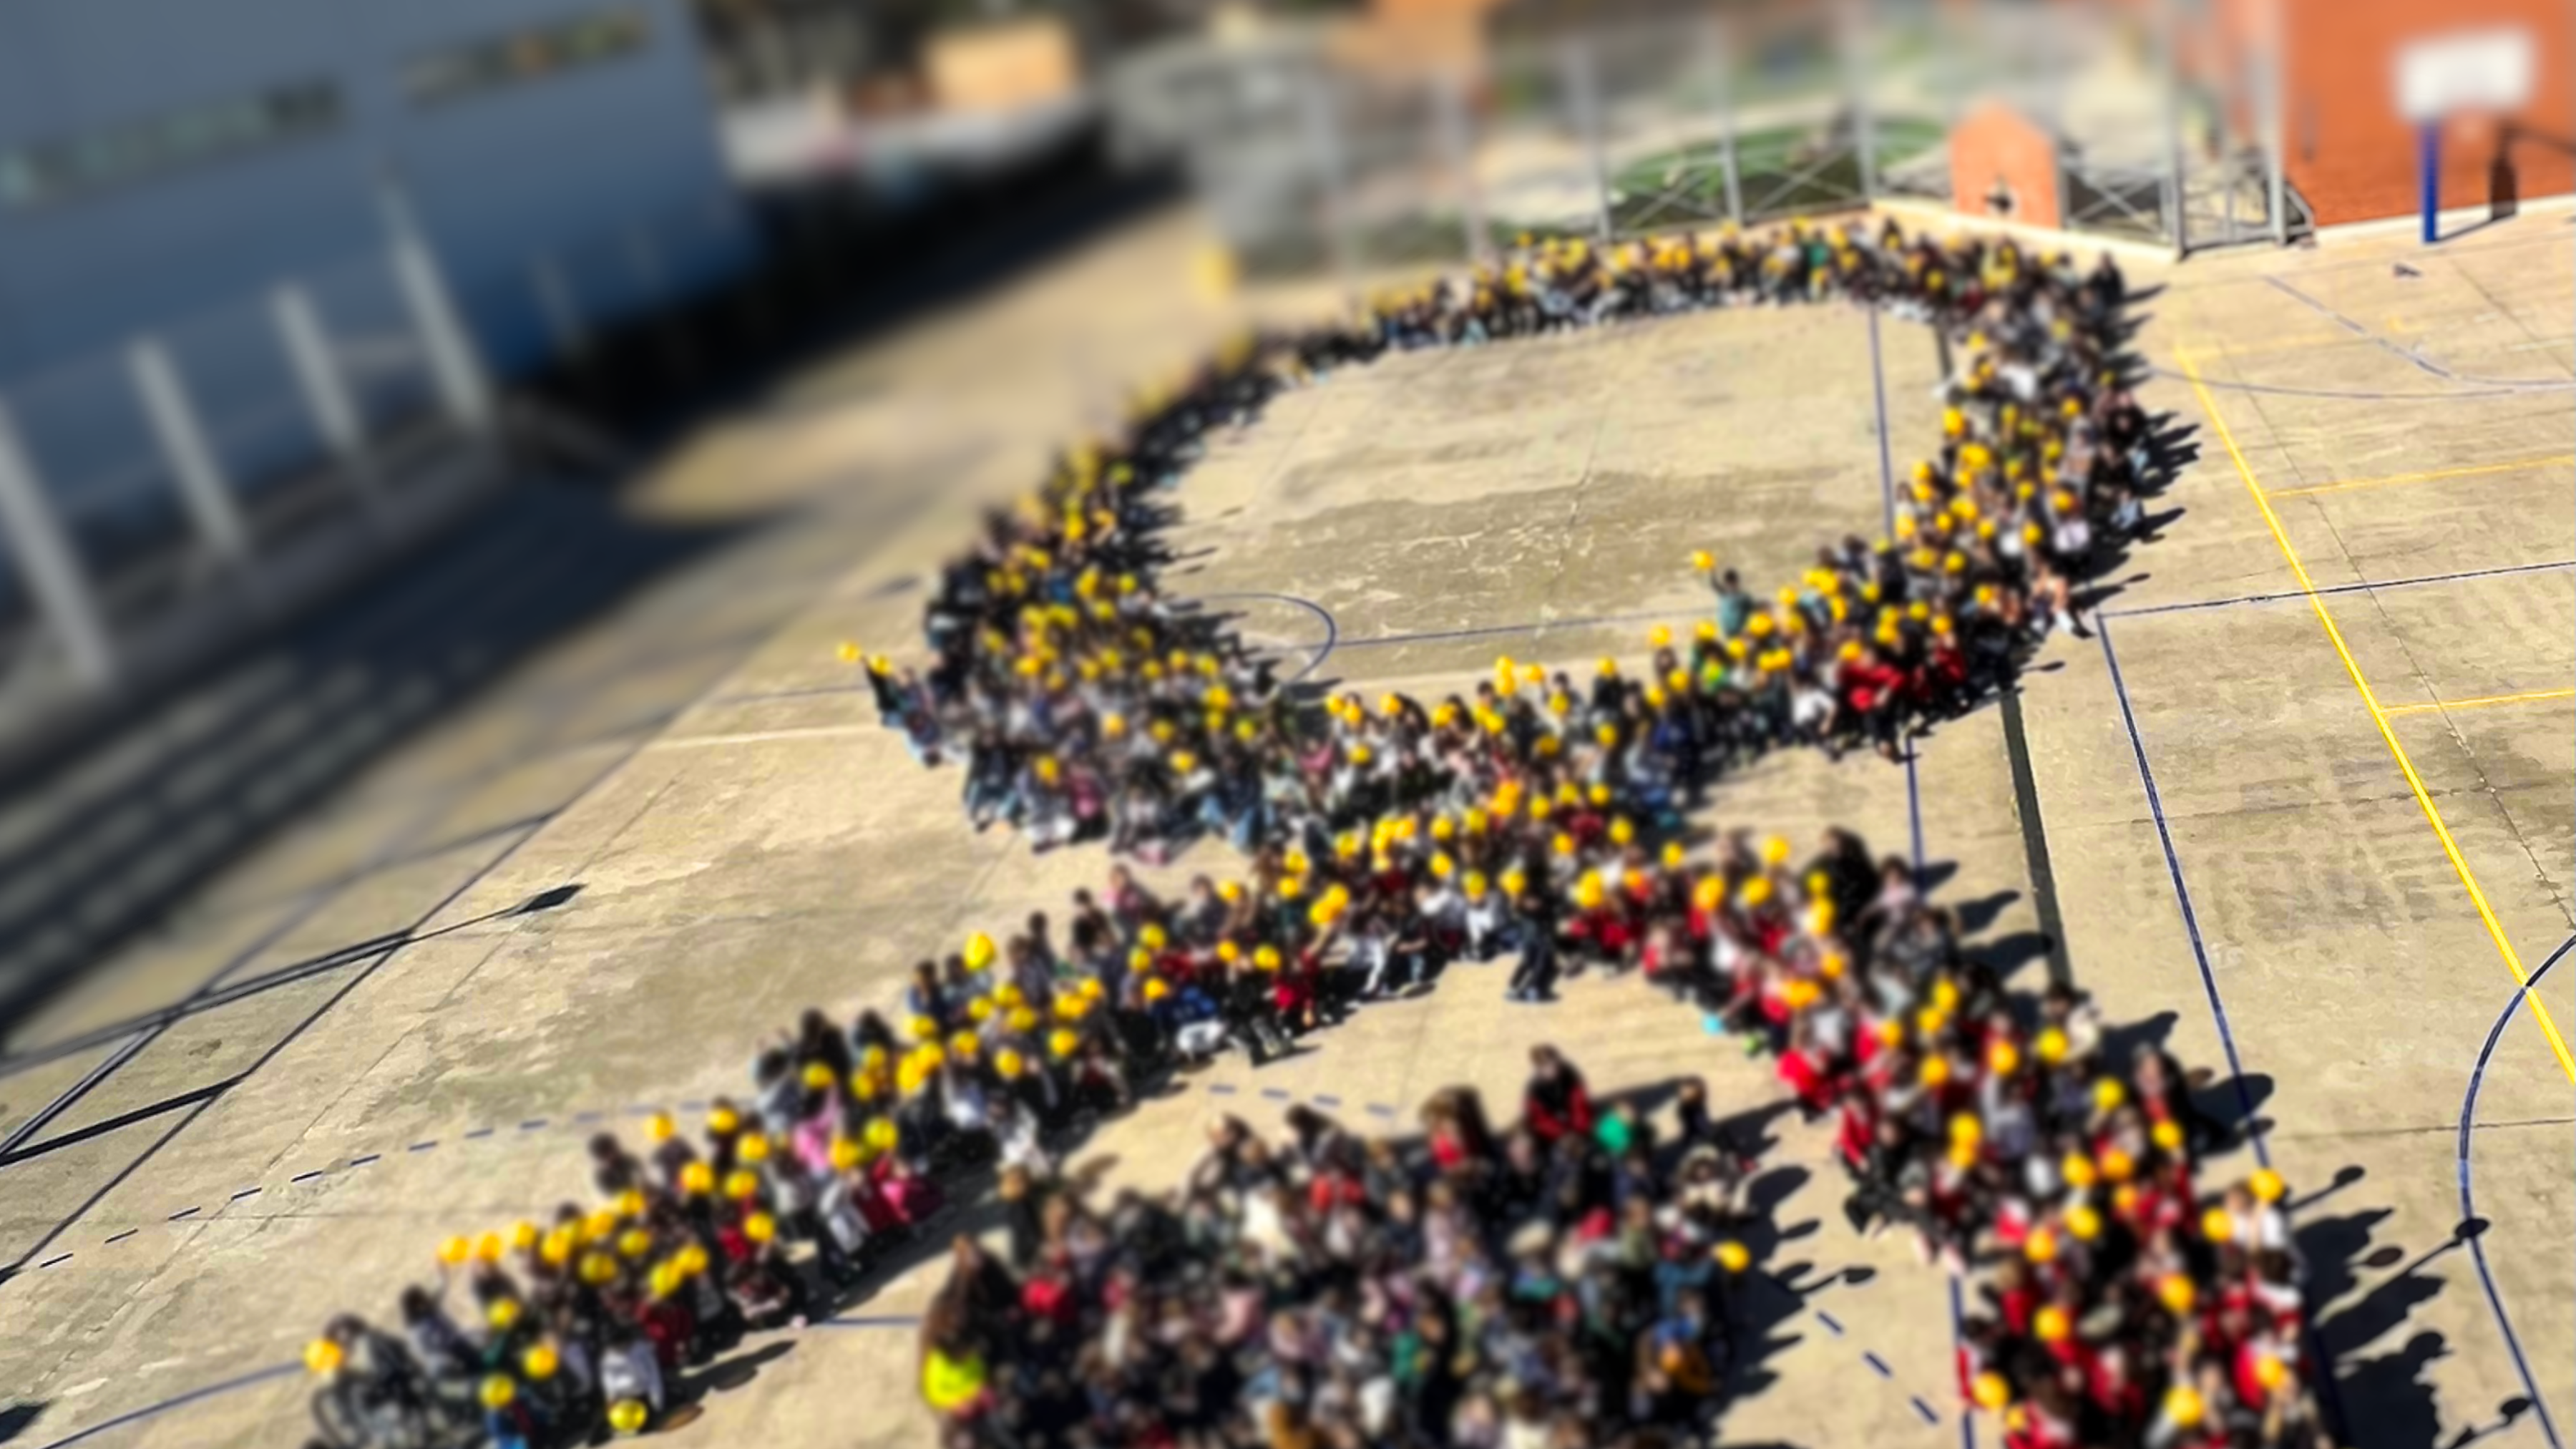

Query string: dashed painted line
40 1095 702 1272
1312 1094 1341 1107
38 1253 72 1269
1863 1351 1893 1380
1364 1103 1398 1118
1912 1397 1941 1425
1259 1088 1290 1101
1815 1310 1845 1337
1207 1083 1238 1096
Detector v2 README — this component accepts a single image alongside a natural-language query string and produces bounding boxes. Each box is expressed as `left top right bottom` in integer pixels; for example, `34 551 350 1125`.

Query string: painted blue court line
2098 620 2269 1166
518 1118 549 1131
1867 315 1966 1444
714 682 872 707
347 1153 379 1166
1815 1309 1845 1337
2156 366 2576 401
290 1170 324 1183
165 1206 197 1221
102 1229 137 1244
817 1313 924 1329
408 1140 437 1152
1365 1104 1399 1118
1904 755 1926 884
1200 592 1339 683
2103 558 2572 620
2457 934 2574 1449
1259 1088 1290 1101
1868 309 1900 538
1863 1350 1893 1379
29 1362 297 1449
1313 1094 1342 1107
227 1186 259 1201
1948 1276 1976 1449
1328 608 1672 654
464 1126 497 1138
38 1252 72 1269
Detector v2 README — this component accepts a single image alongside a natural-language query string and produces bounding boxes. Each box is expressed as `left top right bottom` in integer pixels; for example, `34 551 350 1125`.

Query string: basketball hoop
2395 29 2533 123
2394 29 2533 243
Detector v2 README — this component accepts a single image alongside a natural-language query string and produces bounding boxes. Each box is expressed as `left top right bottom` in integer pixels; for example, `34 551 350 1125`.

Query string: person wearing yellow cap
595 1317 666 1434
1501 843 1565 1005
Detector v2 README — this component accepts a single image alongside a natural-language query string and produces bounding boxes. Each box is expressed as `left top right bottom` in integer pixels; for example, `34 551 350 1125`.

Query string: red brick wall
2270 0 2572 225
1949 102 2064 231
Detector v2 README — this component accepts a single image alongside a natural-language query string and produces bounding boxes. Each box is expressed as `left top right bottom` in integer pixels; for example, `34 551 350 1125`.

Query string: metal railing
0 187 746 727
1121 0 2311 278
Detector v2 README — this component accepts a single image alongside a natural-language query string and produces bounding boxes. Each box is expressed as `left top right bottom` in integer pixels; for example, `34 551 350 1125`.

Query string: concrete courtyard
0 204 2569 1449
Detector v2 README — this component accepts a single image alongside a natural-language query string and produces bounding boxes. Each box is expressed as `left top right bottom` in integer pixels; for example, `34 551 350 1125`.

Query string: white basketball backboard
2396 29 2534 122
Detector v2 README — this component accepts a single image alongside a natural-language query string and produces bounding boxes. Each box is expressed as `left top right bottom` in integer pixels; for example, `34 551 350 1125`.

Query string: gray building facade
0 0 751 384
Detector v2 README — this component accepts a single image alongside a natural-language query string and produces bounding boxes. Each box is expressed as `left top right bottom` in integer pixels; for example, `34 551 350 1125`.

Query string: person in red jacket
1521 1045 1594 1144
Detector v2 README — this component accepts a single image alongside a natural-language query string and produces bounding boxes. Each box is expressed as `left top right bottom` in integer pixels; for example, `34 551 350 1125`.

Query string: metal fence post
273 284 373 494
1436 69 1491 265
374 168 494 434
1298 70 1358 298
1844 0 1876 200
2261 26 2288 244
1563 36 1614 240
2160 0 2187 256
126 338 250 566
1705 19 1744 225
0 402 115 688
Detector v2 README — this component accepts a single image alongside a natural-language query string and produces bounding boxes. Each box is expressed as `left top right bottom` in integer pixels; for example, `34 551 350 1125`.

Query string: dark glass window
0 83 341 210
406 9 651 106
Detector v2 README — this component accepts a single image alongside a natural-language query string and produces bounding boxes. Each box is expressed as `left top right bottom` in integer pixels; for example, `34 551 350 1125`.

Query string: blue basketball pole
2419 121 2441 243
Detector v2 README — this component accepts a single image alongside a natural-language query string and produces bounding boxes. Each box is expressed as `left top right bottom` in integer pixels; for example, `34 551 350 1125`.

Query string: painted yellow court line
2268 453 2576 499
2179 352 2576 1083
2383 687 2576 717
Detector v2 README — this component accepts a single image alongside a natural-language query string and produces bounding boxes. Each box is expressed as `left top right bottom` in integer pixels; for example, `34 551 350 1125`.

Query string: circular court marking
1199 591 1339 683
2455 932 2575 1449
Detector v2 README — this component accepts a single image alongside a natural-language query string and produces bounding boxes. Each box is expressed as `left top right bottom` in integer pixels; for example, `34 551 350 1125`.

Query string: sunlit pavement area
0 204 2568 1449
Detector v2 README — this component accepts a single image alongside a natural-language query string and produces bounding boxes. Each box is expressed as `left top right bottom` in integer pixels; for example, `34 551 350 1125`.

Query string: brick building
2223 0 2570 226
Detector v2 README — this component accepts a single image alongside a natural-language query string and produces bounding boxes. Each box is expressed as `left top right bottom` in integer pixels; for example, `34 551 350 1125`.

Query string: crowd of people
867 218 2155 862
299 216 2327 1449
917 1045 1770 1449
